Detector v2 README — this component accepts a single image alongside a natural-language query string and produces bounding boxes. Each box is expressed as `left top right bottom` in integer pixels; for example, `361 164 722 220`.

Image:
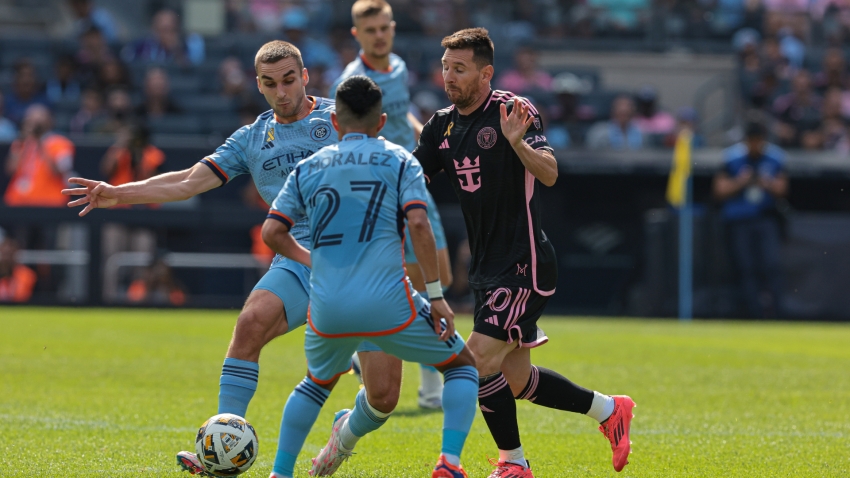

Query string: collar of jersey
342 133 369 141
359 52 392 73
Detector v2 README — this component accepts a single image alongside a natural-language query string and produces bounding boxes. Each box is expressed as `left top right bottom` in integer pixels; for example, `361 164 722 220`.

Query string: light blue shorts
252 255 311 331
306 304 465 383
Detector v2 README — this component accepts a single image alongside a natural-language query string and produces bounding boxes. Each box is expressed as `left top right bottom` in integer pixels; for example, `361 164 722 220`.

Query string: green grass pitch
1 307 848 477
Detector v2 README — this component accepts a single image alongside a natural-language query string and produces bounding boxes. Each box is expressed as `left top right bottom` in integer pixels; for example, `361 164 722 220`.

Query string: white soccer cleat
309 409 354 476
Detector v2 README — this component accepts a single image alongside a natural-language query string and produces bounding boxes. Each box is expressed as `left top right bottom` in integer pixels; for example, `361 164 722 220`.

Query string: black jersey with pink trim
412 89 557 293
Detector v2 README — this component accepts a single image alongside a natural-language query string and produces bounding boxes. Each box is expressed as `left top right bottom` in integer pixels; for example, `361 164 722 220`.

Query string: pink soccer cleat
432 455 468 478
486 458 534 478
309 409 354 476
176 451 213 476
599 395 636 472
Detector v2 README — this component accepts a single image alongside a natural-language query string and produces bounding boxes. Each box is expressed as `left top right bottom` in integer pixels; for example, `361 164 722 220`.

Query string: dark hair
441 28 494 68
334 75 382 126
254 40 303 72
745 121 768 139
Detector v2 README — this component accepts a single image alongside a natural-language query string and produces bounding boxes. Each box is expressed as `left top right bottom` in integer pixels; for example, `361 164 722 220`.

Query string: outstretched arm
62 162 223 216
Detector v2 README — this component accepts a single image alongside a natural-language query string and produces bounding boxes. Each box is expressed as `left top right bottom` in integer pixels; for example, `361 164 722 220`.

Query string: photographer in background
713 121 788 318
0 236 37 303
4 105 74 208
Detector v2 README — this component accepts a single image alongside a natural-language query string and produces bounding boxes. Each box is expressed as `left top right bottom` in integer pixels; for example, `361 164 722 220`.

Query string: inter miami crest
477 127 497 149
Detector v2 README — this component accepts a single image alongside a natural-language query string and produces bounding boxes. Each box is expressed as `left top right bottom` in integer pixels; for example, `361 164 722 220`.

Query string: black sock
515 365 594 414
478 372 521 451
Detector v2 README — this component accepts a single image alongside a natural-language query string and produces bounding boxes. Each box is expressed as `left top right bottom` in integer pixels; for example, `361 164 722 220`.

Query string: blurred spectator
126 255 187 306
4 60 50 126
0 93 18 142
495 46 553 94
777 28 805 69
587 0 650 33
67 0 118 43
101 123 164 186
4 105 75 207
634 86 676 137
279 7 339 71
760 36 792 82
135 68 181 119
713 121 787 318
749 68 786 110
549 72 596 128
772 69 822 148
813 47 847 93
219 57 260 113
816 87 846 149
586 95 644 150
225 0 257 32
76 26 113 83
0 238 37 303
96 58 132 90
121 9 205 66
102 88 135 133
46 55 82 104
69 89 109 134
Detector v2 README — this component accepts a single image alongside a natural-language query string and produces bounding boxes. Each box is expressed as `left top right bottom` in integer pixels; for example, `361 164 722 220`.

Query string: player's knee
365 383 399 413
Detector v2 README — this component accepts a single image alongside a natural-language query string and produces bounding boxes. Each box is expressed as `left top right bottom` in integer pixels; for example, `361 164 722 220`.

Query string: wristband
426 280 443 300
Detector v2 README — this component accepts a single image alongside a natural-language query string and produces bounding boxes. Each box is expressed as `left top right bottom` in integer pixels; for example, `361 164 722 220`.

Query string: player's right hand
430 298 455 341
62 177 120 216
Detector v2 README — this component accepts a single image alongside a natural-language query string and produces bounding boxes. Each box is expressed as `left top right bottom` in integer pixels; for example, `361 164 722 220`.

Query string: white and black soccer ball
194 413 259 477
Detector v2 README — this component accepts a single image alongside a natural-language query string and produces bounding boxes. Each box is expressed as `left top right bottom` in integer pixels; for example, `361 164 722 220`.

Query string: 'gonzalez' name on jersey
412 89 557 294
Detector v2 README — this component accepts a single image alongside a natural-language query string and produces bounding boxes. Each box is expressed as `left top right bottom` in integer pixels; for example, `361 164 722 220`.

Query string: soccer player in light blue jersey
330 0 454 409
62 41 404 477
262 76 477 478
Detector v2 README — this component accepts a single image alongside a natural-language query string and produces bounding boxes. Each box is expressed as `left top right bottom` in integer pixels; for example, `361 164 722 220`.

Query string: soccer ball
194 413 259 476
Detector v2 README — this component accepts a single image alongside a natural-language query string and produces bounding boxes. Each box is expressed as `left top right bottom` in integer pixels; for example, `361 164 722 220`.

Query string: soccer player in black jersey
412 28 636 477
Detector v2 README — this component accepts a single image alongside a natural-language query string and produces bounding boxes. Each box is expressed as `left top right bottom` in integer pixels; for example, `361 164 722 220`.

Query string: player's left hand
430 298 455 341
500 101 534 148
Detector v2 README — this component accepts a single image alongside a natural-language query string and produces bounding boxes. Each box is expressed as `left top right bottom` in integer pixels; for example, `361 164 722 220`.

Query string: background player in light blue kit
330 0 453 408
62 41 405 477
262 76 478 478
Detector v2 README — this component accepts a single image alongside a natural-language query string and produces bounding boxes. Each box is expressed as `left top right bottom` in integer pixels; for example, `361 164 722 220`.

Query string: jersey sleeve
399 155 430 213
411 117 443 181
199 125 252 185
510 98 553 154
268 167 306 230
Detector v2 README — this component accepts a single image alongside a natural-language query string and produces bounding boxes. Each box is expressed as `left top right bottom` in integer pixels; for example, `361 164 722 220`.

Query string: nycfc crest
453 156 481 193
477 127 497 149
310 123 331 141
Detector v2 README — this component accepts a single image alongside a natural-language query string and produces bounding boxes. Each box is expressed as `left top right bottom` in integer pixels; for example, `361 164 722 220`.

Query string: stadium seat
147 115 204 135
175 95 236 115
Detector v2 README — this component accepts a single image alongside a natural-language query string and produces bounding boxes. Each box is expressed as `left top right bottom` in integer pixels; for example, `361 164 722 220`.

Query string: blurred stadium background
1 0 849 319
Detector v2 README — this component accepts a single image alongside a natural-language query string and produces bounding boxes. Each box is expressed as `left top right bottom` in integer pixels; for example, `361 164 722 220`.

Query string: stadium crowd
0 0 847 314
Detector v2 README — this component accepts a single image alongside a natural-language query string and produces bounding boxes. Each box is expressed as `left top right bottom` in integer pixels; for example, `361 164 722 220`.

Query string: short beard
274 95 303 120
448 86 479 110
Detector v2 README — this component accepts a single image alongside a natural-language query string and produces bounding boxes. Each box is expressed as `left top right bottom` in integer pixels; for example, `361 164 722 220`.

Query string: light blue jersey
329 53 415 151
269 134 430 336
200 97 337 247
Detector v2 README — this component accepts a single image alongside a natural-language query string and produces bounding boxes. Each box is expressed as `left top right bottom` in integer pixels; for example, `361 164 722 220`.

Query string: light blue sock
272 378 330 476
347 388 391 437
218 358 259 417
441 366 479 458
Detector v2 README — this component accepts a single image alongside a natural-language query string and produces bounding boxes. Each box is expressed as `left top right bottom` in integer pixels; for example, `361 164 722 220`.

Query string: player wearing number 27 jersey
263 75 478 478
